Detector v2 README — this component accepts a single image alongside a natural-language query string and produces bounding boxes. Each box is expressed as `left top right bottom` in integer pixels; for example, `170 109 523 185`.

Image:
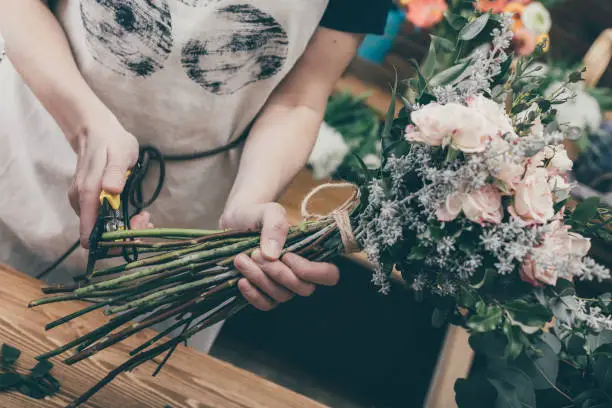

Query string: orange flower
513 28 537 56
405 0 448 28
536 33 550 52
475 0 508 13
504 2 525 31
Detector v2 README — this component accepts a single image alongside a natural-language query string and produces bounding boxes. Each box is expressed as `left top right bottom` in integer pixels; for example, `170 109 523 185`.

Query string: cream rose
520 222 591 286
548 174 571 202
436 185 503 224
462 185 504 224
548 145 573 173
407 104 451 146
487 136 525 190
520 256 558 287
408 103 496 153
510 168 555 224
468 95 515 137
436 194 462 222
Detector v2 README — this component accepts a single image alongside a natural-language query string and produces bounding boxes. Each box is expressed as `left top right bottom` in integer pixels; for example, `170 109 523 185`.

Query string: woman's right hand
67 112 139 248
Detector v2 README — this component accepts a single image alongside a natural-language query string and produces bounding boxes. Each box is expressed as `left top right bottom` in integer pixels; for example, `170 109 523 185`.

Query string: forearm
225 103 323 210
0 0 109 145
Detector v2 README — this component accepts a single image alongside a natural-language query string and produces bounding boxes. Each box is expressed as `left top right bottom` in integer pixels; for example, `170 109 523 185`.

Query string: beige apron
0 0 328 352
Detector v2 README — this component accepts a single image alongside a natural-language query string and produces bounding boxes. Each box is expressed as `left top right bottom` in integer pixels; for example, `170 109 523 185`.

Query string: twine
301 183 360 254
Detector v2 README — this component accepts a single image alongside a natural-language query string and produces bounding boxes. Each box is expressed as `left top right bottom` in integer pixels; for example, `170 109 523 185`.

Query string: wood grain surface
0 265 326 408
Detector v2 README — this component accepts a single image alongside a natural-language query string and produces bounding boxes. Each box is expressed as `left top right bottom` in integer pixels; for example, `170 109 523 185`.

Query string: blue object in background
357 8 406 64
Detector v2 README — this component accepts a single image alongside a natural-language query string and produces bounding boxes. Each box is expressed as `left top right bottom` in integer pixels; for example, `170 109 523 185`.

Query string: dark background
211 258 446 408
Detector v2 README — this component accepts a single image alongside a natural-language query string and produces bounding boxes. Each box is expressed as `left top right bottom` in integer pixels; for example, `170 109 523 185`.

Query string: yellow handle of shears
99 170 131 210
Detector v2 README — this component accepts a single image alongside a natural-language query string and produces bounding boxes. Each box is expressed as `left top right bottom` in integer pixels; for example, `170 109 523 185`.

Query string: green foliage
0 343 60 400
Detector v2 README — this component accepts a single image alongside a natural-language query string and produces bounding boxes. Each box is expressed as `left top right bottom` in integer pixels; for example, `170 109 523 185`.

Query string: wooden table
0 265 326 408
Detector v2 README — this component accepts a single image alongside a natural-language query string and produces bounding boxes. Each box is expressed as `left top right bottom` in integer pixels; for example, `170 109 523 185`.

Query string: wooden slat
0 265 326 408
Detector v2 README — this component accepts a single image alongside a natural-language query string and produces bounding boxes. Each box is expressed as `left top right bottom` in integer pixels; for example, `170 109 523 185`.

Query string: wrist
63 99 117 150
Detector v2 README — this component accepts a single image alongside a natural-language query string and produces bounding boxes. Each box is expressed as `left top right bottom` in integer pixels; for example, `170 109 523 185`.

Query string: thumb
101 152 133 194
260 203 289 261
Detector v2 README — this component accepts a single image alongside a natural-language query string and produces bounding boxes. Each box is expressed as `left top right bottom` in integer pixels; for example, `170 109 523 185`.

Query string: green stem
74 238 258 295
104 271 239 315
101 228 221 240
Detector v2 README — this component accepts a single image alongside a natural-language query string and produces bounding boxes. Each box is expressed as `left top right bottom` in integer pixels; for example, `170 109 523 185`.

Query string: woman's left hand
219 203 340 311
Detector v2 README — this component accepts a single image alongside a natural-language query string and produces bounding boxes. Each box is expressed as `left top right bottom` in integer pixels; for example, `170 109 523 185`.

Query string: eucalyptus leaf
541 332 562 355
470 268 496 289
593 355 612 391
429 60 471 88
421 40 438 79
0 372 22 390
31 360 53 379
572 196 601 223
459 14 490 41
516 341 559 390
567 335 587 355
488 367 536 408
487 378 522 408
594 344 612 358
380 75 398 152
0 344 21 369
455 373 497 408
467 305 502 332
588 331 612 354
503 321 523 360
504 300 552 329
444 12 468 30
407 245 428 261
470 332 507 360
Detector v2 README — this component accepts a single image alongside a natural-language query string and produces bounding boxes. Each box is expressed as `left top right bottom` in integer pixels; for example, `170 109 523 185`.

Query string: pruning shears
85 171 132 276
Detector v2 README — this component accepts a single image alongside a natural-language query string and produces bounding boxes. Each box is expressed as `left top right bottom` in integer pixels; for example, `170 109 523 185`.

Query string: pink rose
462 185 504 224
436 194 462 221
467 95 515 137
520 221 591 287
407 103 493 153
509 168 554 224
488 136 525 190
548 145 573 173
520 256 558 286
406 104 449 146
436 185 503 224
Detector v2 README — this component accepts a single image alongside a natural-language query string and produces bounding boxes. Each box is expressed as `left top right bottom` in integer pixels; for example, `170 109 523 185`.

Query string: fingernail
263 239 280 259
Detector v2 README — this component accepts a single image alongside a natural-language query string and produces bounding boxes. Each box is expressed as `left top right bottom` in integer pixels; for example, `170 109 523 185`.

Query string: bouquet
31 10 612 408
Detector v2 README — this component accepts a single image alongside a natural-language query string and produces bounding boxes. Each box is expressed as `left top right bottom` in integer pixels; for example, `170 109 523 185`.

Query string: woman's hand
68 112 140 248
220 203 340 311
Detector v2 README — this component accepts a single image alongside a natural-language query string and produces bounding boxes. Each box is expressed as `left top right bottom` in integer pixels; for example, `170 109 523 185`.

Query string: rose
520 256 557 286
520 222 591 286
468 95 515 137
407 103 495 153
436 185 503 224
487 135 525 190
509 168 554 224
406 104 449 146
462 185 504 224
548 145 573 173
548 174 571 202
522 2 552 35
436 194 462 222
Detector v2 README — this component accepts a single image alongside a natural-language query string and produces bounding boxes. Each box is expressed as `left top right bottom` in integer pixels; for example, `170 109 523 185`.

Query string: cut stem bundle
30 218 350 407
